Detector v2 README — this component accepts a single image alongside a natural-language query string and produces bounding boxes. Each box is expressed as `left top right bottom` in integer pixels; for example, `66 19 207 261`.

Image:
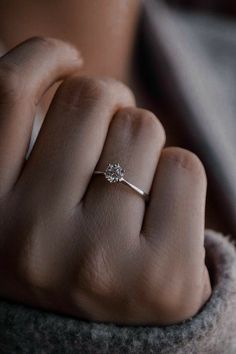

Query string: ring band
94 163 149 202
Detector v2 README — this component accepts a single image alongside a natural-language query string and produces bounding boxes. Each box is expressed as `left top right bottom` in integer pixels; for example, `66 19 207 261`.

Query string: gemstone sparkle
104 163 125 183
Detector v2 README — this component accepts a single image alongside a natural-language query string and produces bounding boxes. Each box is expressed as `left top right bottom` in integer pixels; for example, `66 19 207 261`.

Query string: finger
84 107 166 241
143 147 211 313
18 77 135 209
0 37 83 196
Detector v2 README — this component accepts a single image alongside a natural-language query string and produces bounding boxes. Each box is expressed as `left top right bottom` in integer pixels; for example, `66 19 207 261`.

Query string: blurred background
134 0 236 237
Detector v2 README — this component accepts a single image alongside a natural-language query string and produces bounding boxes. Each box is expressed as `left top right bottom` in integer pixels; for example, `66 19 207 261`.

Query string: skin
0 0 141 81
0 38 211 325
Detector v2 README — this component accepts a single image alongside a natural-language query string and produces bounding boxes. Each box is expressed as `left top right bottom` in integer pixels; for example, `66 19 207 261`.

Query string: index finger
0 37 83 197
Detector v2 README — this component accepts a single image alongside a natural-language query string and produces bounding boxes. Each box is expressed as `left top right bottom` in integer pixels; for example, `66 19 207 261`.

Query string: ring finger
84 107 166 241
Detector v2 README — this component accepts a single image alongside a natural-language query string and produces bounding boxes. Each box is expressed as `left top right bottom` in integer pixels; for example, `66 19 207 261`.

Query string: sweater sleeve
0 230 236 354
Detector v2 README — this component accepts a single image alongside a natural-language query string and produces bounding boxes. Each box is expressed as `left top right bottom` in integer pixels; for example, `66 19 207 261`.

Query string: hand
0 37 211 325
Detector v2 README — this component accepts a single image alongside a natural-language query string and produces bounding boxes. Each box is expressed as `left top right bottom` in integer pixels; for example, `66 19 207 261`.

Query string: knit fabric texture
0 230 236 353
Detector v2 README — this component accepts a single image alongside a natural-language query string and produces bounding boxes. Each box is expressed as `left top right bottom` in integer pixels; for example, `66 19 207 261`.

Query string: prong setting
104 163 125 183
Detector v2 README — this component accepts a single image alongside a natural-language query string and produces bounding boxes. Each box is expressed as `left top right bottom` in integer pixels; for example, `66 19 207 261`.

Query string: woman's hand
0 38 211 325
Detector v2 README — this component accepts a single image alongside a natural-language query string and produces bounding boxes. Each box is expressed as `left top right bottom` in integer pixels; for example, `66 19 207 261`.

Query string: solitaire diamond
105 163 125 183
94 162 149 201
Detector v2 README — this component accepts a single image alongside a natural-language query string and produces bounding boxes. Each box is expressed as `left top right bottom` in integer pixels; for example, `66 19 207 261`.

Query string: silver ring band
94 163 149 202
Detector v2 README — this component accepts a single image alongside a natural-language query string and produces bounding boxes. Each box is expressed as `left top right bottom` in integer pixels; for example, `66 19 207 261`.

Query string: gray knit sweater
0 230 236 353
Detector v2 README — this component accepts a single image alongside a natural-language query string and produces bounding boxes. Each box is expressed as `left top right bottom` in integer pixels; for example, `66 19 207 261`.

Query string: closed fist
0 37 211 325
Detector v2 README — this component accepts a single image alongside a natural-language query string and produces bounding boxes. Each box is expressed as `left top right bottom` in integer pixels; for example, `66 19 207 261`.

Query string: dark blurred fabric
165 0 236 16
135 0 236 236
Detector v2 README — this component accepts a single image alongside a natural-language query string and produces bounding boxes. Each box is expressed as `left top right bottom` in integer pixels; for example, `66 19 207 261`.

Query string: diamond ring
94 163 149 201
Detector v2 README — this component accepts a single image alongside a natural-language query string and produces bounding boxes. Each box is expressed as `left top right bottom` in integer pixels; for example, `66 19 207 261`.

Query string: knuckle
0 62 22 103
21 260 50 291
174 292 203 322
76 247 117 299
136 109 166 142
58 75 135 110
116 107 166 143
18 245 58 293
58 76 110 108
26 36 58 51
114 107 139 130
156 285 199 323
165 295 200 322
102 77 135 105
17 246 49 291
162 147 206 178
7 213 52 291
138 254 207 323
0 37 64 105
160 269 207 322
26 37 79 60
78 77 110 102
